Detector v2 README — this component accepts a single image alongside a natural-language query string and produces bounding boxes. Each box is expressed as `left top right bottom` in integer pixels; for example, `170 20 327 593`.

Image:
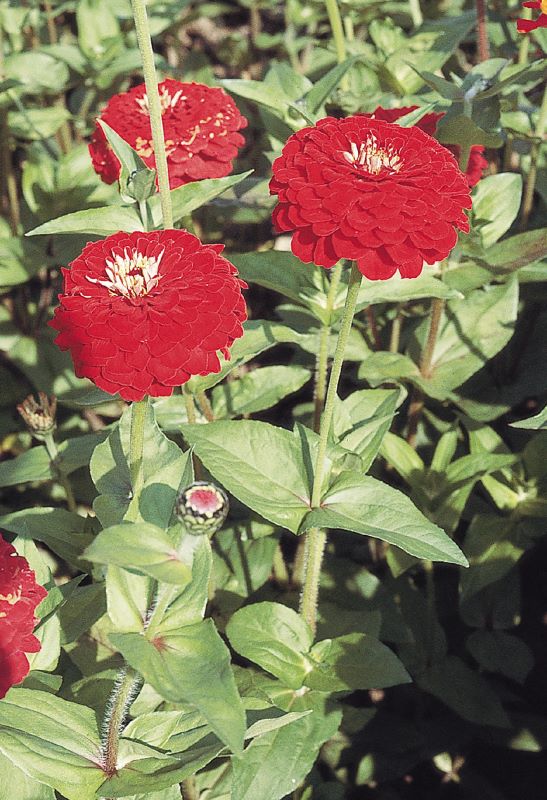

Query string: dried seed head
17 392 57 439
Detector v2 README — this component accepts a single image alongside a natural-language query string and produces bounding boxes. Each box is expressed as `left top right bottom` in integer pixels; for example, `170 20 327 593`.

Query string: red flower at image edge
50 230 247 402
89 79 247 188
270 116 472 280
0 535 46 699
517 0 547 31
367 106 488 187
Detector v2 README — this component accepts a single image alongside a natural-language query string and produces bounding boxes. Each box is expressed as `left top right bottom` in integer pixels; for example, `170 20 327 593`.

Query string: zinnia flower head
367 106 488 187
50 230 247 402
270 116 472 280
0 535 47 699
517 0 547 31
89 79 247 189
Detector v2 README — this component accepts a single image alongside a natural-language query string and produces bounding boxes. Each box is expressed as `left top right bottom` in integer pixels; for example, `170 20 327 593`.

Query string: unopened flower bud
17 392 57 439
176 481 229 536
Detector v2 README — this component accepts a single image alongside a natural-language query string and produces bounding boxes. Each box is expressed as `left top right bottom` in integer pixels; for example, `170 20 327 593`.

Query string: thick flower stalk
367 106 488 187
270 116 472 280
50 230 247 401
89 79 247 189
517 0 547 31
0 535 47 698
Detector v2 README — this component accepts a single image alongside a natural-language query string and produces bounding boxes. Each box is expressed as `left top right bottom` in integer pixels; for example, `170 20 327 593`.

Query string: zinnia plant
89 78 248 188
0 536 47 699
269 116 472 279
49 230 247 401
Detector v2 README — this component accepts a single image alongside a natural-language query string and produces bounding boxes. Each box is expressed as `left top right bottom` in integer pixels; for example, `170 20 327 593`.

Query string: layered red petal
270 116 472 281
89 79 247 189
50 229 247 401
0 535 47 699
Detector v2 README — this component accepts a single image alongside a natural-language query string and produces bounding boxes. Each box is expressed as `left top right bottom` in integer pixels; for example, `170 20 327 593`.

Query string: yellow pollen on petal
0 587 22 605
342 134 403 176
136 86 186 115
541 0 547 13
135 136 154 158
86 247 164 299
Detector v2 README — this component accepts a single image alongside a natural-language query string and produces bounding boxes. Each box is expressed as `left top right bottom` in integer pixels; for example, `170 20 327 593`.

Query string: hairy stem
101 668 140 779
520 84 547 231
299 263 362 633
130 0 173 228
406 297 444 447
475 0 490 62
196 390 215 422
324 0 349 90
313 262 343 433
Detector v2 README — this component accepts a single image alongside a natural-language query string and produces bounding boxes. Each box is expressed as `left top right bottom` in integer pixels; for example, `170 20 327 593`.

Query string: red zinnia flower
89 79 247 189
270 116 472 280
50 230 247 402
0 535 47 699
367 106 488 187
517 0 547 31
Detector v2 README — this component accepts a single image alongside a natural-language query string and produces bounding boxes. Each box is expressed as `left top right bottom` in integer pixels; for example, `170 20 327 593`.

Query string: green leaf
511 405 547 430
91 402 190 527
84 522 192 585
436 112 504 150
381 12 475 94
304 56 362 115
148 171 252 227
418 655 510 728
76 0 121 60
0 689 104 800
230 251 329 322
232 703 342 800
0 446 51 487
411 69 464 100
226 602 313 689
409 281 519 401
8 107 71 140
0 750 55 800
98 120 156 203
0 237 48 288
471 173 523 249
26 204 143 237
356 271 462 309
181 420 311 533
467 630 533 684
112 621 246 754
212 365 311 419
480 228 547 274
186 319 306 394
4 52 69 95
306 633 410 691
0 508 93 567
335 389 400 473
302 472 468 566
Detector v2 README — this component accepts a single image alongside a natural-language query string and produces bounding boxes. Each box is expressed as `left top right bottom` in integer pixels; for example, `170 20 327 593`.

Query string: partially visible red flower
89 79 247 189
517 0 547 31
368 106 488 187
50 230 247 402
0 535 47 699
270 116 472 280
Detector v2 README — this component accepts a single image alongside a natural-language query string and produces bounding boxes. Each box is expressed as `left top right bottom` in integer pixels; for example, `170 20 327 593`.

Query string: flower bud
176 481 229 536
17 392 57 439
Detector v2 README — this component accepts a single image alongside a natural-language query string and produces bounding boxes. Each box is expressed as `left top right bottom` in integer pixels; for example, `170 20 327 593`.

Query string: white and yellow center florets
87 247 164 298
136 86 186 115
342 134 402 175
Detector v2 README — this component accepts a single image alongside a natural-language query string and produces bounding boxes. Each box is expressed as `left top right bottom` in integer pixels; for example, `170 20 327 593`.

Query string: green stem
43 431 77 512
129 398 148 500
520 83 547 232
184 391 197 424
146 583 177 640
196 390 215 422
475 0 490 62
423 559 435 667
324 0 349 90
406 296 444 447
389 306 402 353
130 0 173 229
181 777 199 800
101 668 140 778
518 8 531 64
299 263 362 633
408 0 423 28
313 262 343 433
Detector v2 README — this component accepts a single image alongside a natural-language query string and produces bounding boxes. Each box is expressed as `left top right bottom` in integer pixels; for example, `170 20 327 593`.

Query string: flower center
87 247 164 298
136 86 186 115
342 134 403 176
0 586 22 605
